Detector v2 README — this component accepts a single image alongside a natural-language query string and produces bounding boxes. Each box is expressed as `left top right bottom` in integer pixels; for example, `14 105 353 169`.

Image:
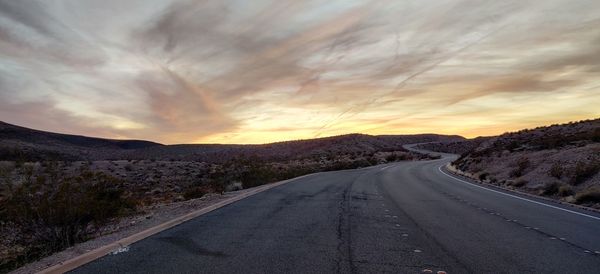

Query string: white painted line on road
438 165 600 221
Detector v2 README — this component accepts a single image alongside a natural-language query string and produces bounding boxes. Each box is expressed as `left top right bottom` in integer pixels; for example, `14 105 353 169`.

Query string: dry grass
575 187 600 204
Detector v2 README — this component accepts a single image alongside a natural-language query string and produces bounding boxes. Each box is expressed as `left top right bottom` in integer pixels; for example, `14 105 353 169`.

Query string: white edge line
438 165 600 221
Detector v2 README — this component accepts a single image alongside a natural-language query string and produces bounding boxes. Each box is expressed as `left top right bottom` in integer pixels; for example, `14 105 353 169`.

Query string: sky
0 0 599 144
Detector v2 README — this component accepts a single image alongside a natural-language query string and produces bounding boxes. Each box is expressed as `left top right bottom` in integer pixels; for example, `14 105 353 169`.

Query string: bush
571 161 600 185
541 182 560 196
182 185 210 200
0 167 135 272
509 157 530 178
592 128 600 142
549 163 563 178
558 184 573 197
385 154 397 162
479 173 489 180
574 187 600 204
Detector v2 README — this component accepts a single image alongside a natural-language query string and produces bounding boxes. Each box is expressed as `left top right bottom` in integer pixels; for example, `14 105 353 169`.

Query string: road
72 148 600 273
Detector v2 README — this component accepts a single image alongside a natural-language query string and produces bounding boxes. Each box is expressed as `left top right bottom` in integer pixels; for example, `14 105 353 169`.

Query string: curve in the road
70 148 600 274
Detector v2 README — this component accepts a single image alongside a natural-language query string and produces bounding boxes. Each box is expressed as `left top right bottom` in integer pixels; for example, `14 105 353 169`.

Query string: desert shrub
549 163 563 178
558 184 573 197
385 154 398 162
240 164 278 188
592 128 600 142
571 161 600 185
182 185 210 200
509 157 530 178
534 135 568 150
478 173 488 180
0 168 134 271
505 141 520 151
574 187 600 204
541 182 560 196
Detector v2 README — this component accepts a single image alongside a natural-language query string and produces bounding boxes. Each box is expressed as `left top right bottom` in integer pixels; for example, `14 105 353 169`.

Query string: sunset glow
1 0 599 144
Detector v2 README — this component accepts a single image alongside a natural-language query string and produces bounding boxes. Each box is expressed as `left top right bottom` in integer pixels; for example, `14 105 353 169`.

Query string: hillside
0 121 464 162
450 118 600 208
413 137 490 155
0 121 162 161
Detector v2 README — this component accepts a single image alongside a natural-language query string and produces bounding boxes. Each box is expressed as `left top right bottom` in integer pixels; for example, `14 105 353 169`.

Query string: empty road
72 148 600 273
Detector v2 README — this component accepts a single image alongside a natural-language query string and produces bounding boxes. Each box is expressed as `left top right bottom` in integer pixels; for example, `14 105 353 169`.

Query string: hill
0 121 464 162
0 121 162 161
450 118 600 208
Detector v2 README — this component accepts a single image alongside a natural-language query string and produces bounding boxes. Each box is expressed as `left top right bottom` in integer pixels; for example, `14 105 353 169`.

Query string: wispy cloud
0 0 599 143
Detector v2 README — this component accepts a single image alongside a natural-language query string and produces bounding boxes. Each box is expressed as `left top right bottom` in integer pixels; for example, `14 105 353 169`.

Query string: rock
564 195 576 203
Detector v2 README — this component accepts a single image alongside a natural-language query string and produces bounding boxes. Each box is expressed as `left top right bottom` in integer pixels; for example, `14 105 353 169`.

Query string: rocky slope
450 118 600 208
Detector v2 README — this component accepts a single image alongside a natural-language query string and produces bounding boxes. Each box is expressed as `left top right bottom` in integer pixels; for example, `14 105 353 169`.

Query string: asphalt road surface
72 148 600 273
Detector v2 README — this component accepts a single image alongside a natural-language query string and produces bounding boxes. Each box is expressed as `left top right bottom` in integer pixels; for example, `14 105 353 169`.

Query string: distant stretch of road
72 146 600 273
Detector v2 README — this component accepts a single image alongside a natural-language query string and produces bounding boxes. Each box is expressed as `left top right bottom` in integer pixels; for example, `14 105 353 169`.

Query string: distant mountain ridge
0 121 464 162
0 121 162 149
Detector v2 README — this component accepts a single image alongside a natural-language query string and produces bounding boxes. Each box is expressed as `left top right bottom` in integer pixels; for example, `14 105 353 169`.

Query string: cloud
0 1 107 68
0 0 599 143
134 65 239 143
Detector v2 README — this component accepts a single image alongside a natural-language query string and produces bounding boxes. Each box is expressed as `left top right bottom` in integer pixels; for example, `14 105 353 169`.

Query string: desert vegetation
0 163 134 272
448 118 600 208
414 137 489 155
